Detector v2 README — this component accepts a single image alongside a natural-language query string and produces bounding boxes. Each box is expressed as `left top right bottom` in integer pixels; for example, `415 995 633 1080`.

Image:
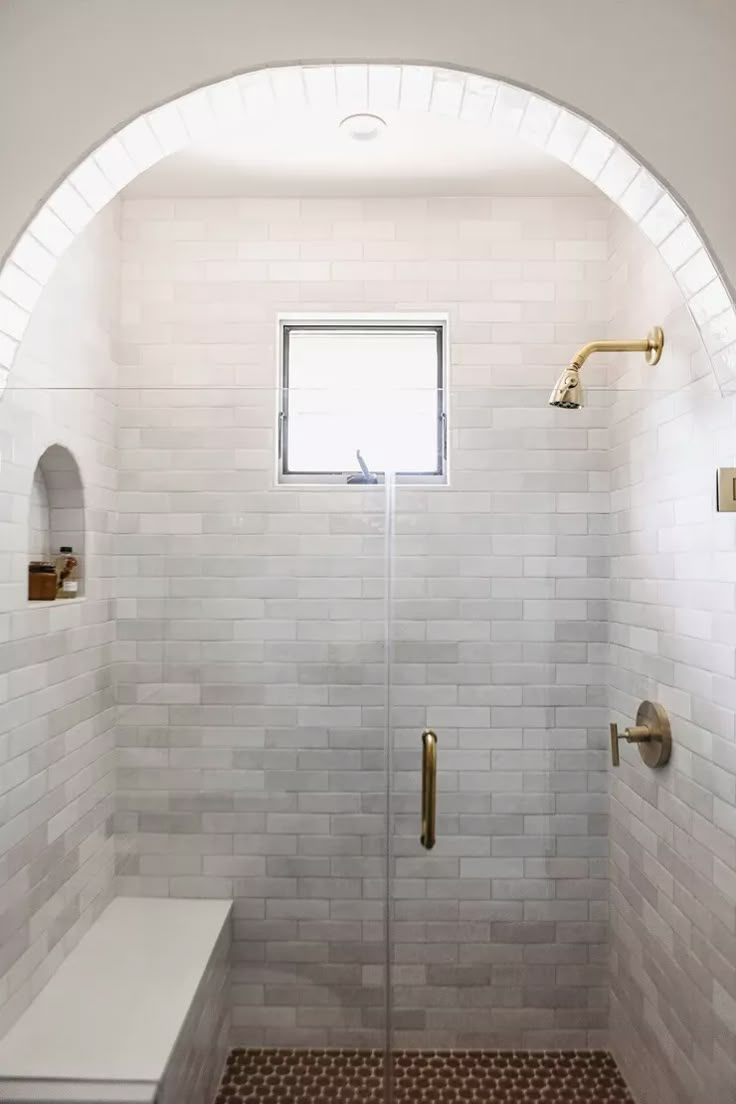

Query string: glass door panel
112 385 391 1076
387 383 609 1071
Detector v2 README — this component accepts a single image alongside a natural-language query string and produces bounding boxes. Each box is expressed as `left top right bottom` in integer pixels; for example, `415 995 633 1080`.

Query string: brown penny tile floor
214 1047 635 1102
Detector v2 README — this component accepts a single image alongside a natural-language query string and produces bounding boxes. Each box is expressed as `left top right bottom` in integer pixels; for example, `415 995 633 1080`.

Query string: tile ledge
25 596 87 608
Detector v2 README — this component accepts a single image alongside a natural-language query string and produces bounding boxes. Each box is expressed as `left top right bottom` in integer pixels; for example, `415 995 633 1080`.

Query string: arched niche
28 443 85 598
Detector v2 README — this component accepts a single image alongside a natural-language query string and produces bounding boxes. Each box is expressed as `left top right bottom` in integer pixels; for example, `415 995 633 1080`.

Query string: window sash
279 322 446 479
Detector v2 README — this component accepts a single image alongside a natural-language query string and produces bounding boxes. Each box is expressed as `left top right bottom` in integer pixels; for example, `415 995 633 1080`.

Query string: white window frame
276 313 449 486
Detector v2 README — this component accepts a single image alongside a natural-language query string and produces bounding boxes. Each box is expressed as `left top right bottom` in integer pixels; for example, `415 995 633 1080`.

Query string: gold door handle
420 729 437 850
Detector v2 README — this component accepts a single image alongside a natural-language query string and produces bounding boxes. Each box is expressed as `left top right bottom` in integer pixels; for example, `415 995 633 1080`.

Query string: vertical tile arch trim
0 62 734 396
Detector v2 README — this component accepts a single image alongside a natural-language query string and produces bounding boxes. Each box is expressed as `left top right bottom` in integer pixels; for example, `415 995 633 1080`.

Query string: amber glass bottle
29 562 57 600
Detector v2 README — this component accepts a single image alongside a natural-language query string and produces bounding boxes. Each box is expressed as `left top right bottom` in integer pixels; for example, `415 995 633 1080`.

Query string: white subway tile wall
607 210 736 1104
1 187 734 1094
0 207 119 1033
116 195 612 1049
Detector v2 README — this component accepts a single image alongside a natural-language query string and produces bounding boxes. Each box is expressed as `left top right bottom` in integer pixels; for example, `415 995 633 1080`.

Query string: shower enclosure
107 372 616 1102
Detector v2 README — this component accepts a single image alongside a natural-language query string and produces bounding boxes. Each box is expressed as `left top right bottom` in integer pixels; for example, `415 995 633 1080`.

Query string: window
278 318 447 483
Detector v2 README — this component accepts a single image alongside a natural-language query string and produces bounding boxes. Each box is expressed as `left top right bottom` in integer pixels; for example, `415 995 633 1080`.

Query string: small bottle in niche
55 546 79 598
28 562 57 601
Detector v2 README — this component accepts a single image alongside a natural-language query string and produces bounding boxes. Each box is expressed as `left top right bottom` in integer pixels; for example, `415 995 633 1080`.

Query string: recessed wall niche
28 444 85 600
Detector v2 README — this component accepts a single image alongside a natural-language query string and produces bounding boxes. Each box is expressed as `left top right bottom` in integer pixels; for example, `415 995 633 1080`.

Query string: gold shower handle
610 721 656 766
420 729 437 850
609 722 621 767
609 702 672 769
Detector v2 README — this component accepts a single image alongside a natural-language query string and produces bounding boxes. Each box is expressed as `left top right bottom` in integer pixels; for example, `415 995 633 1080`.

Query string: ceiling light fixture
339 113 387 141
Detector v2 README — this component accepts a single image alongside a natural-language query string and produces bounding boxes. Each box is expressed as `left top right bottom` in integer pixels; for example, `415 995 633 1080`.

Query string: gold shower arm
570 327 664 370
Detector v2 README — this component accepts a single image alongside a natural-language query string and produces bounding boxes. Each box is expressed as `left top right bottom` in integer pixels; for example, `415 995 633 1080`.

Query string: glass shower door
386 381 610 1085
113 384 393 1097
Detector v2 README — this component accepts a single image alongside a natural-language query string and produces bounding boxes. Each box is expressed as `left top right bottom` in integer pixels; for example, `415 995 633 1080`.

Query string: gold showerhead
548 326 664 410
548 365 583 409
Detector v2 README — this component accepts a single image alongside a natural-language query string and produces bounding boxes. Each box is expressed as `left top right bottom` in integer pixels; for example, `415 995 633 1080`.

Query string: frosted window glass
283 327 443 475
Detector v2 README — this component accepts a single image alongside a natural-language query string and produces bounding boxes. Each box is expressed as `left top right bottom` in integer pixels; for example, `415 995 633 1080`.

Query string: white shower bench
0 897 231 1104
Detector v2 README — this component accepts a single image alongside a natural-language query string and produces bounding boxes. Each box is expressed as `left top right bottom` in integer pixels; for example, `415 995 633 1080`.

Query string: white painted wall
1 0 736 303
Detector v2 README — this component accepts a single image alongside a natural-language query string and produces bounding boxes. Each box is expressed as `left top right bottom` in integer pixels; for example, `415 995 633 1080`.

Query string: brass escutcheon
609 700 671 768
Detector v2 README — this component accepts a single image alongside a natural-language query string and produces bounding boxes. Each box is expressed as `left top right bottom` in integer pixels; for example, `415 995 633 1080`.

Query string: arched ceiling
0 63 733 396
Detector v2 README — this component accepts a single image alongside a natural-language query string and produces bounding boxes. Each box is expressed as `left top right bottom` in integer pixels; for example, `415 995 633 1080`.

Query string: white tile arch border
1 62 735 396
